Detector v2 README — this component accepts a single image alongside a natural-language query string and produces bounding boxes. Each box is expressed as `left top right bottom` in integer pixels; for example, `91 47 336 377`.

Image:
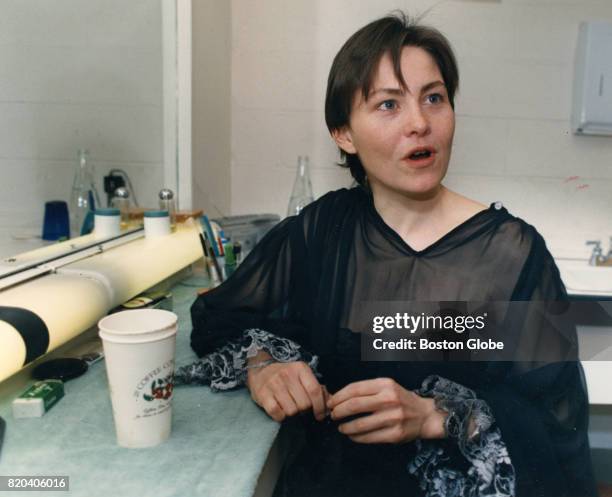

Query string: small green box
12 380 64 418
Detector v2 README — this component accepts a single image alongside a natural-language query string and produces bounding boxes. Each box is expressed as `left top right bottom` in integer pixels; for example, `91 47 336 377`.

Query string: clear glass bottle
69 149 100 237
287 155 314 217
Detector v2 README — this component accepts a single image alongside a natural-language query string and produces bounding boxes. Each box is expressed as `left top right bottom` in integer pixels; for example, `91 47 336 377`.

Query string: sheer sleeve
190 212 312 357
189 189 349 358
186 212 323 391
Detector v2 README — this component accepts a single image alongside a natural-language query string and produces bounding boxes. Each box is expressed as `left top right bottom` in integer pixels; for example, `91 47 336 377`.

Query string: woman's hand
246 351 329 423
327 377 447 443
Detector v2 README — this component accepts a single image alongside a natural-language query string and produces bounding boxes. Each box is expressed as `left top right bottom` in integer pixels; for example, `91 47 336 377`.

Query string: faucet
586 240 610 266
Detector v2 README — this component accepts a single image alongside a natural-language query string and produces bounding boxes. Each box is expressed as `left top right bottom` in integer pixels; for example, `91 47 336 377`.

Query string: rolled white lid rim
98 309 178 344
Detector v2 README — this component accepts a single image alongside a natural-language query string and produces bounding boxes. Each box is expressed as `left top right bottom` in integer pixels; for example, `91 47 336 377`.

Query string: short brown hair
324 12 459 186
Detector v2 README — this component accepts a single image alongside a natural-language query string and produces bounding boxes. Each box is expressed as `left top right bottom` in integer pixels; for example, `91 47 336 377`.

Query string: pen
196 226 217 282
201 216 219 257
204 233 224 284
217 237 225 257
198 232 209 258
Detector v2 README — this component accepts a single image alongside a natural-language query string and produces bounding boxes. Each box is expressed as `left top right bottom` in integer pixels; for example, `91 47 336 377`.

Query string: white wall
0 0 165 256
228 0 612 259
192 0 232 217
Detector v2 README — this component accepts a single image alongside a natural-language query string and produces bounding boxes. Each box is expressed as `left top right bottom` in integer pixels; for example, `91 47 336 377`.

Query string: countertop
0 274 282 497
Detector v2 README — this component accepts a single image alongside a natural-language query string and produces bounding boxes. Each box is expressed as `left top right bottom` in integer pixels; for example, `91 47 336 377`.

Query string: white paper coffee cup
98 309 178 448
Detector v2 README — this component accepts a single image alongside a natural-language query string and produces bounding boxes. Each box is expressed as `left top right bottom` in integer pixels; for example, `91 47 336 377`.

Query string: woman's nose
402 104 430 136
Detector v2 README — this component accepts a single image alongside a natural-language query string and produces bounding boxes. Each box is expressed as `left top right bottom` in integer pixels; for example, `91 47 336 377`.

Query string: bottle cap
114 187 130 199
158 189 174 200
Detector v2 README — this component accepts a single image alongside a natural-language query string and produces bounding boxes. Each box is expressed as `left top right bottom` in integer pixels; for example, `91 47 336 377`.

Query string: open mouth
408 150 433 160
404 147 436 164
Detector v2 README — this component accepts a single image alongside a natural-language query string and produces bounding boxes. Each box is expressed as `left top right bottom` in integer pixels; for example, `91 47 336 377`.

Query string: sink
556 259 612 296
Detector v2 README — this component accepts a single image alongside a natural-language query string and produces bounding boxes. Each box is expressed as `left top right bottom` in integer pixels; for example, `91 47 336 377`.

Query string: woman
181 12 597 497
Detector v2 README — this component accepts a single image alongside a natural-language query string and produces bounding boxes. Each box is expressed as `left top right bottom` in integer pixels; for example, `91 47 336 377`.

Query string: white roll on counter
0 220 203 382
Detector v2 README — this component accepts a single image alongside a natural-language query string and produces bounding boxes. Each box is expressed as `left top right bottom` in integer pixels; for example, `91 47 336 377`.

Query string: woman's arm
184 209 331 421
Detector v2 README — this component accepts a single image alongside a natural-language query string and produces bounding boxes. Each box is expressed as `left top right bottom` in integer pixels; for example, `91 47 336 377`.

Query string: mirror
0 0 178 260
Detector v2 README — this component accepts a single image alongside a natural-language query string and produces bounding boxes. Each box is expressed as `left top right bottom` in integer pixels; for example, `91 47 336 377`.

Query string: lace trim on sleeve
408 375 516 497
174 328 318 392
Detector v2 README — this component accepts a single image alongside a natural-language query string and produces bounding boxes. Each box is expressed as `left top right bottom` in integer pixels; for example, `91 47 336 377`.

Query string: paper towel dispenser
572 21 612 135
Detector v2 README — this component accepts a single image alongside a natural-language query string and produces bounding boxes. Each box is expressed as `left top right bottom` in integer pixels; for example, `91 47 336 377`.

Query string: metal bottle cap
159 188 174 200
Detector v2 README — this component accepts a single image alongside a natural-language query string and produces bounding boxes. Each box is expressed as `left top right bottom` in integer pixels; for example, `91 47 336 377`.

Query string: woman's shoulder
444 190 537 243
491 205 565 298
299 186 365 223
441 191 544 261
294 187 365 245
439 188 543 256
487 202 552 259
493 204 541 239
307 186 366 210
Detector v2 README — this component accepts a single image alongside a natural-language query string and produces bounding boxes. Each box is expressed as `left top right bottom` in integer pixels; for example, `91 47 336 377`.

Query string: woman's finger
298 367 326 420
270 380 300 417
347 424 407 444
331 394 378 421
328 378 396 408
322 385 332 417
260 395 285 422
286 376 314 413
338 407 405 436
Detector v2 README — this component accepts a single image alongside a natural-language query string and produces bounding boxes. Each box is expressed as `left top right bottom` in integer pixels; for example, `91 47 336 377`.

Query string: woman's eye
378 100 397 111
426 93 444 104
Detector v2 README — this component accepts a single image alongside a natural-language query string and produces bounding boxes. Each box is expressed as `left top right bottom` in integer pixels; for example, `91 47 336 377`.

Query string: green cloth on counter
0 275 280 497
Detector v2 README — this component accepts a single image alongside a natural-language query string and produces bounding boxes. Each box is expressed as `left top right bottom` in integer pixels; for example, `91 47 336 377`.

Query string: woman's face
333 46 455 200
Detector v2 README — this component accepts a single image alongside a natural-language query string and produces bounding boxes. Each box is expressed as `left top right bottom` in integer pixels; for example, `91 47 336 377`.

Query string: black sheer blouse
188 187 596 497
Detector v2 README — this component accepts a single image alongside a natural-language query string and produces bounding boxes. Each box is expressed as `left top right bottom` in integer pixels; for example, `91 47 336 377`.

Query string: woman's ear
331 126 357 155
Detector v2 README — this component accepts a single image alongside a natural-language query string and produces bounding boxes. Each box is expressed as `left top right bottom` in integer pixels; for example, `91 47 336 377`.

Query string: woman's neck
370 184 487 251
371 185 450 240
